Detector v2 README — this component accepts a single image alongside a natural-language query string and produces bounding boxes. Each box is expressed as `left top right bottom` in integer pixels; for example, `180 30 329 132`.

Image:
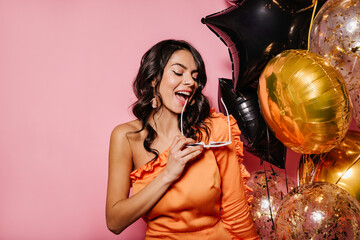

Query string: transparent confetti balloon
310 0 360 127
247 170 296 239
275 182 360 239
350 87 360 128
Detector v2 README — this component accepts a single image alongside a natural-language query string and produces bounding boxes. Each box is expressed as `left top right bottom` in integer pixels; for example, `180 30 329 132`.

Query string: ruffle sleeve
130 148 169 183
210 110 259 239
210 110 254 204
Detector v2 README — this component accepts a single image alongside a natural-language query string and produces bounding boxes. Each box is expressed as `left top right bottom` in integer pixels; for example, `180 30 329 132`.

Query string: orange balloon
258 49 352 154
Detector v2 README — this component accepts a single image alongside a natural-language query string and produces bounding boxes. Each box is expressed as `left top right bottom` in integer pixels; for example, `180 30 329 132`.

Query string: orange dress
130 110 259 239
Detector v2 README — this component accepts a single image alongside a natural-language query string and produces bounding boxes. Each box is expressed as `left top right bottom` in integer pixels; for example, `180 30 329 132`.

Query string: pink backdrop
0 1 358 239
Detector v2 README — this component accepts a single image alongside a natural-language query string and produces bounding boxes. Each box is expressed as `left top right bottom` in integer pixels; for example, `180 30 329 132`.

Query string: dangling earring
151 98 158 108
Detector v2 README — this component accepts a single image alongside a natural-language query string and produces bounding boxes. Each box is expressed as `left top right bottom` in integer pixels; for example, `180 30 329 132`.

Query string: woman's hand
162 135 203 183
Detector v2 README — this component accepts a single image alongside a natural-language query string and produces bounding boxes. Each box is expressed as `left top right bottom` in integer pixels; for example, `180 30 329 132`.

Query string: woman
106 39 259 239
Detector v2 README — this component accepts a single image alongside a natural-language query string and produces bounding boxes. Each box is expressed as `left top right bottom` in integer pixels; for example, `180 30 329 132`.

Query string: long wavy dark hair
132 39 211 160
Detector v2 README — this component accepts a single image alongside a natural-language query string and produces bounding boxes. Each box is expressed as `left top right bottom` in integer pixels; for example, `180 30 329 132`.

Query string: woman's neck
148 108 181 141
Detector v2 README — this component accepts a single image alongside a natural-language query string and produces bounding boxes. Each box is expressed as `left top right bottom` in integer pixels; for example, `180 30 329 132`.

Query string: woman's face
156 49 198 114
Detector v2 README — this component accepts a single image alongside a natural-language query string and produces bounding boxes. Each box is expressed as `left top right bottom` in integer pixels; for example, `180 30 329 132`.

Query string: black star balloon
227 0 328 10
202 0 325 91
203 0 325 167
218 78 286 169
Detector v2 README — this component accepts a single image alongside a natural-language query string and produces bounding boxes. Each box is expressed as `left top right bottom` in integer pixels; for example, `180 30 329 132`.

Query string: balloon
309 0 360 92
202 0 325 92
351 88 360 128
289 0 329 8
258 49 352 154
310 0 360 129
218 78 286 169
275 182 360 239
247 170 296 239
228 0 328 7
298 130 360 201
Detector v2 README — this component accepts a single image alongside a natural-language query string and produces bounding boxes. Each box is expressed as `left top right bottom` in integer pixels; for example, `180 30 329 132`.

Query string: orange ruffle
210 109 254 204
130 148 169 183
130 109 254 204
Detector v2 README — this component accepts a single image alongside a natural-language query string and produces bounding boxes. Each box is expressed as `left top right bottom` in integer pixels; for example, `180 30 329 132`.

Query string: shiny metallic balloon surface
298 130 360 201
258 49 352 154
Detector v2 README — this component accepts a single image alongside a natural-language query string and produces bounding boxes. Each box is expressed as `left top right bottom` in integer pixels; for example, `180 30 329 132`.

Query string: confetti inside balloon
298 130 360 202
258 49 352 154
247 170 296 239
350 87 360 128
310 0 360 128
310 0 360 92
275 182 360 239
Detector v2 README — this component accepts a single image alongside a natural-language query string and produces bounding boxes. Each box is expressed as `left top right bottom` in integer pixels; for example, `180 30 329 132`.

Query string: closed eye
173 71 182 76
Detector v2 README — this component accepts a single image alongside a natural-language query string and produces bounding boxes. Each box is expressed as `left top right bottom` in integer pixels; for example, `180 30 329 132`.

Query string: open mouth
175 91 192 102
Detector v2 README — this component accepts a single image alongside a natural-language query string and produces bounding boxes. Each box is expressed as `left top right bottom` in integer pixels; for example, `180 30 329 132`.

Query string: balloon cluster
202 0 327 168
218 78 286 168
247 170 296 239
298 130 360 202
258 49 351 154
294 130 360 239
203 0 360 238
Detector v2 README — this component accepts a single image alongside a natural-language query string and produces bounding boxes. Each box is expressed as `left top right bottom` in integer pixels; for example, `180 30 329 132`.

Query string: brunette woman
106 39 258 239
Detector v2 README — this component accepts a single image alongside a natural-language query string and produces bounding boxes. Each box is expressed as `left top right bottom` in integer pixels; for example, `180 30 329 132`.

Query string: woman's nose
183 74 195 85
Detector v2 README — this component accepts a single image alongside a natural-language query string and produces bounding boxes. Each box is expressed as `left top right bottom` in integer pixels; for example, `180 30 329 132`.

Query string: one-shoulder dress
130 110 259 239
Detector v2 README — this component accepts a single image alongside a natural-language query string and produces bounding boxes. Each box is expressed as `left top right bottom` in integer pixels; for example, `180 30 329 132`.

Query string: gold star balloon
258 49 352 154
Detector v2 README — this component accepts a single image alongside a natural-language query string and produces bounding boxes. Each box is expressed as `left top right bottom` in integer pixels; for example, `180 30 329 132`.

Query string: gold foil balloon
310 0 360 128
258 49 352 154
247 170 296 239
298 130 360 201
275 182 360 239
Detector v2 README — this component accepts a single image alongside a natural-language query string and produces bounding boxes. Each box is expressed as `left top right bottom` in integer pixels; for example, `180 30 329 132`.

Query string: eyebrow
171 63 198 73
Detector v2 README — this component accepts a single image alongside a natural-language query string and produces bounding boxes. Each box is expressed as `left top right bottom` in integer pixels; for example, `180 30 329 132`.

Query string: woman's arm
105 124 203 234
212 115 259 239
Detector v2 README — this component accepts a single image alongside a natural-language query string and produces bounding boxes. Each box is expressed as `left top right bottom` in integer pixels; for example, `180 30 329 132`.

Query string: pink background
0 1 358 239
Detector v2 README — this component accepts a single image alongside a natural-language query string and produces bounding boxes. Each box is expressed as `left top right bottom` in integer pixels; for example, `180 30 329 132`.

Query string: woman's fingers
176 144 203 163
170 135 195 152
164 135 203 181
169 136 201 160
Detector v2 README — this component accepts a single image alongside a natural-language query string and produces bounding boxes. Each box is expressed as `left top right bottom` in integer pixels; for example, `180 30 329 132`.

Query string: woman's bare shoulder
111 119 144 142
109 120 144 164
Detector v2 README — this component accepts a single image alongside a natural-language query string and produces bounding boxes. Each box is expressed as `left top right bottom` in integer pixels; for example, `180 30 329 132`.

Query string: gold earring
151 98 158 108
